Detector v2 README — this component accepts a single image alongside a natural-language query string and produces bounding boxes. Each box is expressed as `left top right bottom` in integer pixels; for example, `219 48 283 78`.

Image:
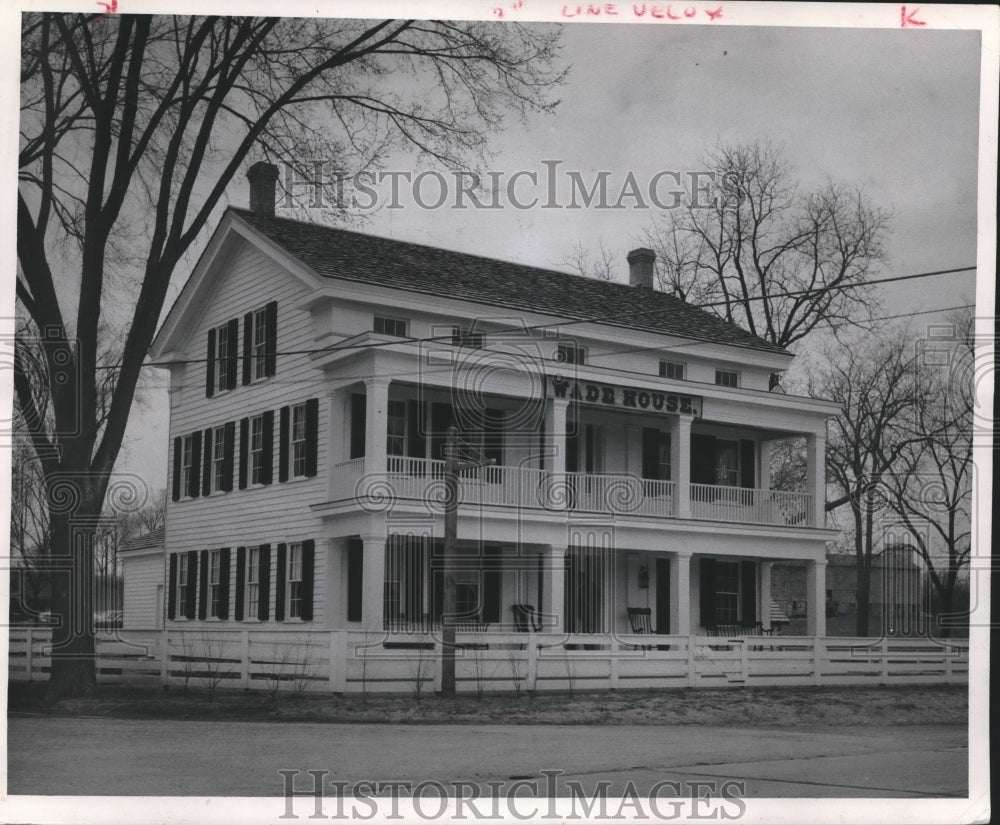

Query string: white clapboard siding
122 552 164 629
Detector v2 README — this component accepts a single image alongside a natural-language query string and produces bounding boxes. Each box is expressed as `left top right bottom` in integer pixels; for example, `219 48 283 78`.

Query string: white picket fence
8 627 968 694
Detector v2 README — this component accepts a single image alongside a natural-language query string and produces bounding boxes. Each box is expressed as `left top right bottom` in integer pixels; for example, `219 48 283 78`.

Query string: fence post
609 641 619 690
686 635 697 687
811 637 823 686
526 629 538 692
160 628 169 686
879 638 889 683
330 631 347 693
433 639 443 694
739 639 749 684
238 629 250 689
25 627 33 682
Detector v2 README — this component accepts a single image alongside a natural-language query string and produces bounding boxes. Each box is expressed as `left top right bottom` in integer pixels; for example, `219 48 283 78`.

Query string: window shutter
234 547 246 621
346 538 363 622
201 428 213 497
483 545 501 623
238 418 249 490
301 540 315 621
740 561 757 626
699 558 716 628
189 431 202 499
258 544 271 621
219 548 231 620
172 437 182 501
167 554 178 619
261 410 274 485
484 408 504 466
305 398 319 477
206 328 216 398
264 301 277 376
223 422 236 492
740 440 756 489
275 543 287 621
242 311 253 385
185 550 198 619
407 399 426 458
350 394 366 459
226 319 239 390
278 406 290 482
690 434 717 486
642 428 660 480
430 402 453 461
198 549 209 620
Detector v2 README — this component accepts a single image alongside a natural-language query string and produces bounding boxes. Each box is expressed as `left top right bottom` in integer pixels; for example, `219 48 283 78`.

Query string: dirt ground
8 682 967 727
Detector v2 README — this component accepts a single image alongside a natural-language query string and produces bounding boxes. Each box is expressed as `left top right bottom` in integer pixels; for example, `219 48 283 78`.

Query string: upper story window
374 316 408 337
209 549 222 619
291 404 307 477
212 425 227 492
181 435 195 498
206 320 238 397
287 543 303 619
452 326 484 349
715 369 739 388
556 344 587 365
246 547 260 619
242 301 277 385
250 414 265 484
660 360 685 380
279 400 318 482
386 399 407 457
252 308 268 380
176 553 189 618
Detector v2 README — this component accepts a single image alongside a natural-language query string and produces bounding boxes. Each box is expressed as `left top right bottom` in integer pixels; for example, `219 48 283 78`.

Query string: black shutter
185 550 198 619
642 428 660 480
172 437 182 501
219 548 231 620
261 410 274 485
226 319 239 390
201 428 213 497
565 419 580 473
275 543 287 621
740 561 757 626
304 398 319 477
690 434 717 485
740 439 756 489
407 400 426 458
234 547 246 621
242 311 253 385
238 417 249 489
279 406 290 482
258 544 271 621
483 545 501 623
699 558 716 628
198 549 209 620
264 301 277 377
206 328 216 398
167 554 178 619
189 430 202 499
484 409 504 466
223 422 236 492
350 394 366 459
430 402 453 461
346 538 363 622
301 540 315 621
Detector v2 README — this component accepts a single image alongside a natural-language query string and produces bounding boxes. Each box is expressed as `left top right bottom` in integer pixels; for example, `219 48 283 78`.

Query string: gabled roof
229 208 789 356
121 526 165 552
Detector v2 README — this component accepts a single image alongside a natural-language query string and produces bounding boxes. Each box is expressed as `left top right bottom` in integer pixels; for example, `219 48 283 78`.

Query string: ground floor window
565 546 610 633
700 558 757 628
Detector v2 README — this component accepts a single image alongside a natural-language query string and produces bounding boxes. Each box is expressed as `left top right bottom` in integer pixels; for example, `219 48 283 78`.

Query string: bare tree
643 141 891 376
17 13 564 695
558 239 617 281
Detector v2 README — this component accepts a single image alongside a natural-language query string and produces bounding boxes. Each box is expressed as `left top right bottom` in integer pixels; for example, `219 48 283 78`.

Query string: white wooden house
142 162 847 690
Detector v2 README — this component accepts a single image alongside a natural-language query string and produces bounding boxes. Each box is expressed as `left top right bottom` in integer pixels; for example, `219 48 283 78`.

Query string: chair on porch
626 607 653 651
512 604 542 633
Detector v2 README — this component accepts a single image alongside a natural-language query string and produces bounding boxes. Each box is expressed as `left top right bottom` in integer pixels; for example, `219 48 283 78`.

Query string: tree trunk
853 506 870 637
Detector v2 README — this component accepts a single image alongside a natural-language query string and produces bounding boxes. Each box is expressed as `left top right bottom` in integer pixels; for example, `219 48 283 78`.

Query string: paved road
7 716 966 800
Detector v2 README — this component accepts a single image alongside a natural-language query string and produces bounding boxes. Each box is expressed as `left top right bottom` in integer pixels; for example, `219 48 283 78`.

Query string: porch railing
337 458 812 527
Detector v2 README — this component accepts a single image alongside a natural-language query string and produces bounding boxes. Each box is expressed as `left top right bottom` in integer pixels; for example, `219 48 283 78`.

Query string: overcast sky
112 17 985 491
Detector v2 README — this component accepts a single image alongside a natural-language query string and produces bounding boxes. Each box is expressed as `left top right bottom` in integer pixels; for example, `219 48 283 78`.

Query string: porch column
540 545 566 632
759 440 771 490
806 559 827 637
760 561 774 631
327 387 349 501
669 552 692 635
544 398 569 509
360 533 386 631
670 414 693 518
805 430 826 527
364 377 390 474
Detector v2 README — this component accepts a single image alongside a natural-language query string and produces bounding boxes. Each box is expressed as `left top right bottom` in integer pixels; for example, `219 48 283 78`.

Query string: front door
655 558 671 634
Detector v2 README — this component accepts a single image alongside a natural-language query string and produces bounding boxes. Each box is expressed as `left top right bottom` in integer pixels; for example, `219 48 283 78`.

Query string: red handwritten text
900 6 926 26
96 0 118 13
561 3 721 19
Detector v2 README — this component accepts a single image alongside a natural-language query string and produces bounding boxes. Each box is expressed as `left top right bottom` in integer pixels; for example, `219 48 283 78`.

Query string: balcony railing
335 458 812 527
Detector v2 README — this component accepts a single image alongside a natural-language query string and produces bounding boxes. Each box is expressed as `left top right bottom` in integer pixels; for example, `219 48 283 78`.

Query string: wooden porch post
805 430 827 528
364 377 390 475
670 552 692 635
806 558 827 637
670 415 693 518
760 561 774 631
360 533 386 632
542 545 566 632
544 398 568 509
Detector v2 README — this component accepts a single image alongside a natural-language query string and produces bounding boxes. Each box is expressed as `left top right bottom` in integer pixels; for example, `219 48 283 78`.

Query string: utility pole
441 425 493 698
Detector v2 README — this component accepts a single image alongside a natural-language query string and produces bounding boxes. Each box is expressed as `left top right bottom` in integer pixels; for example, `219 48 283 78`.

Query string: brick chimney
627 248 655 288
247 161 279 218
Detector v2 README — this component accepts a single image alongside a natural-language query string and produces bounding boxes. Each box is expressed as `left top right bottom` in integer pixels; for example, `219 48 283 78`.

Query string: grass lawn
8 682 967 727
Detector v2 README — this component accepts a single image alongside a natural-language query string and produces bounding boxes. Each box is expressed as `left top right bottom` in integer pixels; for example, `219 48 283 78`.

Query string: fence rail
9 628 968 694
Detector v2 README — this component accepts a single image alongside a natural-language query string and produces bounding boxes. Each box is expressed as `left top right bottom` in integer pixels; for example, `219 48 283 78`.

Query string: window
374 316 408 337
212 426 226 492
291 405 307 477
455 572 480 618
715 369 739 388
252 308 268 380
715 439 739 486
287 543 303 619
181 435 194 497
250 415 265 484
714 561 740 624
386 399 406 457
452 326 483 349
247 547 260 619
660 360 685 380
215 324 230 391
556 344 587 365
209 550 222 618
177 554 189 618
